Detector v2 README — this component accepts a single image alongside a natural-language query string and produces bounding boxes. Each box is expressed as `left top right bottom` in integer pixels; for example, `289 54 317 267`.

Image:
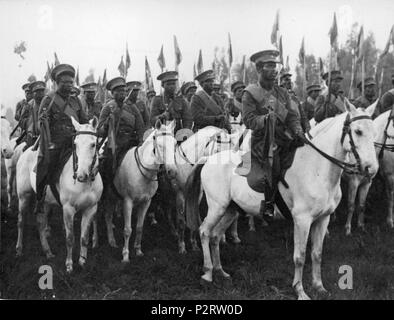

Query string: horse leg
200 204 226 283
16 193 31 256
92 215 98 248
134 200 151 257
79 205 97 268
104 198 117 248
248 214 256 232
190 230 200 251
345 178 358 236
36 203 54 259
357 181 371 232
229 211 241 244
211 208 238 280
292 214 313 300
121 198 133 263
7 165 15 213
176 191 187 254
384 175 394 228
63 204 76 273
311 214 331 297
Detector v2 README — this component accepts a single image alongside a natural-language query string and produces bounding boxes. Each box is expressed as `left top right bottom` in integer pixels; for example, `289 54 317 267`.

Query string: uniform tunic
15 99 29 122
375 89 394 116
150 94 193 133
79 95 103 120
314 92 345 123
190 90 231 132
301 96 316 120
19 99 40 147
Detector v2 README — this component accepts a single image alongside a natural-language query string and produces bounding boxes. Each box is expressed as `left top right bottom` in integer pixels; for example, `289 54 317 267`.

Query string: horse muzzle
2 148 13 159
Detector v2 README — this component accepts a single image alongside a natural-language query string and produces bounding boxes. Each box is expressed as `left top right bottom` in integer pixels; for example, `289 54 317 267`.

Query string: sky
0 0 393 111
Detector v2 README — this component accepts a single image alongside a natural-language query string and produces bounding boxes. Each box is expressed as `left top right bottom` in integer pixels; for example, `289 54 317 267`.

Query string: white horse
104 120 178 263
164 126 234 253
185 101 378 300
16 117 103 273
374 109 394 228
1 115 14 159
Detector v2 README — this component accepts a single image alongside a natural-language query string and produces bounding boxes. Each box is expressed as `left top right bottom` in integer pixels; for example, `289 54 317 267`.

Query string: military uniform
376 89 394 116
150 71 193 133
125 81 151 129
288 90 310 133
191 70 231 132
36 64 89 206
98 77 145 191
15 83 32 122
302 84 321 120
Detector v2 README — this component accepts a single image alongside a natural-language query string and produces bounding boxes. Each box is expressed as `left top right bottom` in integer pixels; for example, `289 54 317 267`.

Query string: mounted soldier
79 82 103 120
180 81 197 106
353 77 377 110
301 84 321 121
150 71 193 134
146 89 156 112
98 77 145 195
280 71 311 134
191 70 231 132
376 73 394 116
126 81 150 129
225 81 245 119
17 81 46 149
35 64 89 214
15 83 33 122
241 49 304 220
314 70 344 123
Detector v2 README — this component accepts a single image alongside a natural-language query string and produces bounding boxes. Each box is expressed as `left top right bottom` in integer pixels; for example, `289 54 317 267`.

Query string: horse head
1 116 14 159
70 116 99 183
342 98 379 177
150 119 177 176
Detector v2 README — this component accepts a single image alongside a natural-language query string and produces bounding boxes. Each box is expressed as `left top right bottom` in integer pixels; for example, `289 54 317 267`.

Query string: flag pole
348 49 355 99
361 57 365 98
303 54 306 100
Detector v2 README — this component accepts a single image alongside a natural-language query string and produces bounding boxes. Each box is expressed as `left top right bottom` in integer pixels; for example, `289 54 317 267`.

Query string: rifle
9 121 21 139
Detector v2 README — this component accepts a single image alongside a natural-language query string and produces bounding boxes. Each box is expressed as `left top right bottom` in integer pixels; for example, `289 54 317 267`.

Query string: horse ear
70 116 81 131
90 116 98 130
365 99 378 117
169 120 176 133
155 119 162 130
344 98 357 115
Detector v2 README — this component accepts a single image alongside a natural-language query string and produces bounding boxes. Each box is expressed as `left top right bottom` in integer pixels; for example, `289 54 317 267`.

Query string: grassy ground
1 178 394 300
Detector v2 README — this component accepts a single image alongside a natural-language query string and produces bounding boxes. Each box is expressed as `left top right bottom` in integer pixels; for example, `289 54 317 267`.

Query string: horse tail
185 157 207 232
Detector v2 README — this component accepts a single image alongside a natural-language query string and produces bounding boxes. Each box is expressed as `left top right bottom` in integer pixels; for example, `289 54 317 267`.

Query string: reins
374 113 394 158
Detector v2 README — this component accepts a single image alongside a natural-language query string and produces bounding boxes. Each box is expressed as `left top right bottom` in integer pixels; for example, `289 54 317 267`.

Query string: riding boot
34 185 47 215
259 182 276 223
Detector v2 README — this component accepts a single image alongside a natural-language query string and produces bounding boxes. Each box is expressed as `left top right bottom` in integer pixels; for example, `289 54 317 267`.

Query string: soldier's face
365 84 376 98
234 87 244 100
309 90 320 100
163 80 177 95
259 62 279 82
282 76 292 90
57 75 74 94
186 88 196 100
202 79 214 94
130 90 139 101
34 89 45 102
112 86 126 102
85 91 95 100
25 91 33 101
330 78 342 94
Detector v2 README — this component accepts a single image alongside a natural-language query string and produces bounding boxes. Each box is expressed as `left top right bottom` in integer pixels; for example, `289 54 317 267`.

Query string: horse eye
355 129 362 136
90 143 96 148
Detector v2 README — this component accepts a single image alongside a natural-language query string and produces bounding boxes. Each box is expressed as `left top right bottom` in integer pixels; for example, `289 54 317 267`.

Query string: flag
157 45 166 71
118 55 125 77
95 76 103 103
299 37 305 66
380 25 394 59
44 61 51 83
197 50 203 74
125 43 131 76
271 9 280 48
285 55 290 71
228 33 233 67
356 25 365 62
174 35 182 70
279 36 284 65
241 55 248 84
145 56 154 91
102 69 107 88
75 66 80 86
319 57 325 76
54 52 60 66
329 13 338 51
193 63 197 79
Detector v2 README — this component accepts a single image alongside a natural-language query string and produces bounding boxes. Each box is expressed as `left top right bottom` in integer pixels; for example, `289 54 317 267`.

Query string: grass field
1 178 394 300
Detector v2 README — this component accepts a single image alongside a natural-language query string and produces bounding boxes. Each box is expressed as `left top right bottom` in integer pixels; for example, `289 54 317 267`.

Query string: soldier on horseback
242 49 304 220
79 82 103 120
35 64 89 214
98 77 145 196
126 81 151 130
225 81 245 122
15 83 33 122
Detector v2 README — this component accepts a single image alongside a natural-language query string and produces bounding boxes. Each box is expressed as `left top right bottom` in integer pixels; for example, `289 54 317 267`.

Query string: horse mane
310 113 346 139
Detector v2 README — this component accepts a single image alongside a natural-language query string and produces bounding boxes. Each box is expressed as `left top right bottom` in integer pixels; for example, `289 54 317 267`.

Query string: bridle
374 112 394 158
135 130 173 181
304 113 373 179
72 130 99 183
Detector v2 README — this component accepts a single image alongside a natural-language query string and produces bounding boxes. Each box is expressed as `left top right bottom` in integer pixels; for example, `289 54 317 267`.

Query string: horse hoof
192 245 200 252
297 292 311 300
46 252 55 259
248 228 256 232
66 265 73 273
314 286 331 300
199 277 213 288
121 259 130 264
345 229 351 236
15 250 23 258
135 250 144 257
151 219 158 225
231 237 241 244
109 240 118 248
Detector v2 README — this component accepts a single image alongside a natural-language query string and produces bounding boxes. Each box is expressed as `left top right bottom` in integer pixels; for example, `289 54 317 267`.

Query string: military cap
250 50 280 64
231 81 245 93
51 64 76 81
29 81 46 92
306 84 321 94
175 128 194 142
280 70 292 79
106 77 126 91
194 70 215 83
357 77 376 90
180 82 197 95
80 82 97 92
157 71 178 83
147 89 156 97
126 81 142 91
322 70 343 81
22 83 31 92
